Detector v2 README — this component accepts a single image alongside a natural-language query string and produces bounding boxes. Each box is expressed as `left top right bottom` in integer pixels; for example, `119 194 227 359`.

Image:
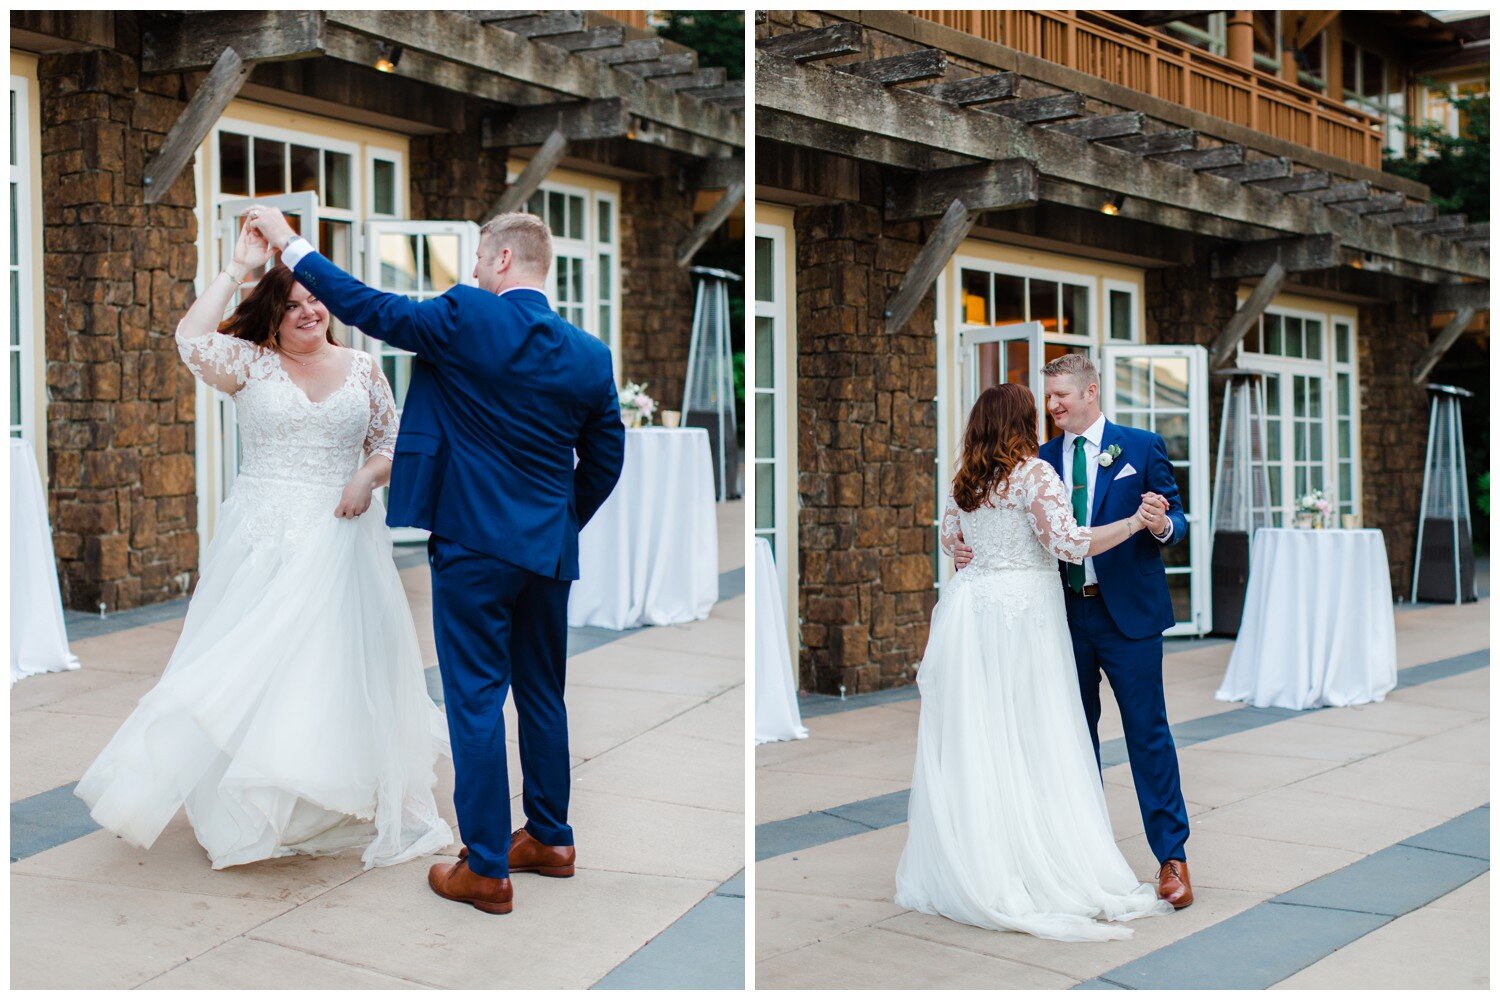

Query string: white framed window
9 73 38 444
523 181 619 355
753 221 792 589
366 146 404 220
1238 304 1359 525
1103 279 1139 343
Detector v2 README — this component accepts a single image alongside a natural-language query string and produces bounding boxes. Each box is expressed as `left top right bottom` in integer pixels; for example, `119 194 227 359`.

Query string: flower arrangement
619 381 656 427
1099 444 1122 468
1295 489 1333 528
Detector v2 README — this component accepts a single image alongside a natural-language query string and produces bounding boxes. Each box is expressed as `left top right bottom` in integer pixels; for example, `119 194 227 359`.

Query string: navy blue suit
292 251 625 878
1039 420 1190 864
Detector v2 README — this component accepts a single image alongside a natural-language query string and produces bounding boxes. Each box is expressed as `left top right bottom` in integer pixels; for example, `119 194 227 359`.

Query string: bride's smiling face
277 282 330 351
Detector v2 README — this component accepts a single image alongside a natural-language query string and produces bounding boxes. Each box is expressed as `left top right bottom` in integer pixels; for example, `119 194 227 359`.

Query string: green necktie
1069 438 1088 593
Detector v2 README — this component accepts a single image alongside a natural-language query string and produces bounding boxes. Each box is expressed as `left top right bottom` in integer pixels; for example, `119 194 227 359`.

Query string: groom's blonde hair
1042 352 1099 393
479 212 553 276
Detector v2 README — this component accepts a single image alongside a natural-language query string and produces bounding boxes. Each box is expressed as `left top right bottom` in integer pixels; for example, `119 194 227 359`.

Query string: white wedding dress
894 457 1171 942
75 328 453 870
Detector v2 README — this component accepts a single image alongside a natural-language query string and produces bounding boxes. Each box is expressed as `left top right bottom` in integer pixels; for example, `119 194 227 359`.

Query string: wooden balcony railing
907 9 1385 168
598 10 649 31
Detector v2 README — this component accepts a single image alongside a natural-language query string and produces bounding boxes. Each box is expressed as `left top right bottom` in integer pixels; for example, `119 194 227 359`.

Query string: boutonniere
1098 444 1122 468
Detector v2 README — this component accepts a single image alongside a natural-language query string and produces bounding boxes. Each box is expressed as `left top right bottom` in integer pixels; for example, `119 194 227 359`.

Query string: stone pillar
795 200 938 695
408 119 510 223
618 176 695 411
39 49 199 611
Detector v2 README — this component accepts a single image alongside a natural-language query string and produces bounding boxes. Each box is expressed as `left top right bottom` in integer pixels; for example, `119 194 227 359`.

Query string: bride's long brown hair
951 382 1039 512
217 264 339 349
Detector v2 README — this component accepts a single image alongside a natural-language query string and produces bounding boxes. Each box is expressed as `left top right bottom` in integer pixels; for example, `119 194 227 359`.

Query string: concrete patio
11 503 747 990
755 589 1489 990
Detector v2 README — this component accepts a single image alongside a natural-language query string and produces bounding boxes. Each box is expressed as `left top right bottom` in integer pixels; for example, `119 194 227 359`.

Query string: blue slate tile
592 892 744 989
11 783 101 862
1400 805 1489 861
799 684 919 719
1099 901 1389 989
1275 842 1488 917
1071 979 1128 989
717 869 745 898
825 790 910 831
1396 649 1490 686
718 565 745 601
756 811 875 862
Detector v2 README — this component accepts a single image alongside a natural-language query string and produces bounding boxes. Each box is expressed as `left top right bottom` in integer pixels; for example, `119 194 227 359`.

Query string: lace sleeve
175 320 257 394
939 493 962 556
1021 459 1091 564
364 357 400 460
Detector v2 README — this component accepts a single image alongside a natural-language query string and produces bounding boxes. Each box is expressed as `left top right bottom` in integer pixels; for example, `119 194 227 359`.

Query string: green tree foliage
653 10 745 79
1384 91 1488 222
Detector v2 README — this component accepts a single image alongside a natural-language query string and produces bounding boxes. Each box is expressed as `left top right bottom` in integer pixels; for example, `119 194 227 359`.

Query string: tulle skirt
75 476 453 870
894 568 1171 942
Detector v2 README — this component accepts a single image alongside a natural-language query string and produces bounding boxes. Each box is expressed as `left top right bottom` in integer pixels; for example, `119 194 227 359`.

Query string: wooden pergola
755 19 1487 371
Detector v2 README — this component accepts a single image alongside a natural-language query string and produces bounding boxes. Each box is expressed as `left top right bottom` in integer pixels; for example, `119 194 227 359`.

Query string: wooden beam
143 47 253 205
692 157 744 191
1253 170 1331 193
492 12 587 38
915 73 1016 106
325 11 742 151
1432 283 1490 313
1100 129 1198 155
320 26 552 108
676 177 745 266
1207 157 1291 183
1405 215 1467 235
616 53 697 78
755 51 1486 279
140 11 324 72
1210 263 1288 367
983 93 1084 124
1446 223 1491 243
838 49 946 85
655 68 727 91
1046 111 1145 141
487 129 569 220
1211 234 1344 279
886 158 1039 220
1335 193 1407 216
1157 145 1247 170
1294 11 1339 49
756 22 863 62
1300 180 1372 204
683 81 745 102
590 38 664 64
886 199 980 333
1411 307 1479 384
1375 205 1439 227
483 98 628 147
543 27 627 52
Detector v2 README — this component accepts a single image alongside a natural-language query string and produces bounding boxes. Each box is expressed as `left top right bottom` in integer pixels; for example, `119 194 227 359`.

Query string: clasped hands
952 491 1171 570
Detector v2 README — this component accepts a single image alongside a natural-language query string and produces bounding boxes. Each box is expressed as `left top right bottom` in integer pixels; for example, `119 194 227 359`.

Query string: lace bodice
177 329 398 489
940 457 1092 573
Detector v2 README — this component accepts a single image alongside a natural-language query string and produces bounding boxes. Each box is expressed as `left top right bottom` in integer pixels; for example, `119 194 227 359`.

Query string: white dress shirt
279 236 552 306
1061 413 1172 586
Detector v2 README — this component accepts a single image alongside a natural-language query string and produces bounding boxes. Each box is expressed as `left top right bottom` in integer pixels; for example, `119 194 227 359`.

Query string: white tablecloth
754 538 807 744
1216 528 1397 710
568 428 718 630
11 440 80 683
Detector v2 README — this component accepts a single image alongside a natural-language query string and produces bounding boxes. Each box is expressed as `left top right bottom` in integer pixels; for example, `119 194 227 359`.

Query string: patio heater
1209 370 1275 636
1411 383 1477 604
682 266 742 501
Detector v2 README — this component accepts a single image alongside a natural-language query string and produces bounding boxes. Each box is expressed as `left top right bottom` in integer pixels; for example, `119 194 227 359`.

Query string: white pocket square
1113 462 1138 480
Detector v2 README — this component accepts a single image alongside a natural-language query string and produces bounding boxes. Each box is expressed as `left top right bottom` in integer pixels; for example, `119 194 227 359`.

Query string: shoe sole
457 849 574 878
429 880 514 915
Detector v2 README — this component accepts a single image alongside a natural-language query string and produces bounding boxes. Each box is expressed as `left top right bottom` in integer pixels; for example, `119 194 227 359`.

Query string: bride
75 220 452 870
894 383 1172 942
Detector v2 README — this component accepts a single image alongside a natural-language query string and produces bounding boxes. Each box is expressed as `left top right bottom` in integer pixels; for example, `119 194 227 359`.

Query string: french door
961 321 1043 433
1101 344 1211 636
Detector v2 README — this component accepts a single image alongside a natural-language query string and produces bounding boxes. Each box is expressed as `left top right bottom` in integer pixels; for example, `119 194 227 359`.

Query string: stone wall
795 198 939 696
618 176 696 412
407 120 510 224
39 48 200 612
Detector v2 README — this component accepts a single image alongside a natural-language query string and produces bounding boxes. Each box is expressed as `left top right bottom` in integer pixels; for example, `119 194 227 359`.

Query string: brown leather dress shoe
428 857 513 915
458 828 576 878
1157 859 1193 909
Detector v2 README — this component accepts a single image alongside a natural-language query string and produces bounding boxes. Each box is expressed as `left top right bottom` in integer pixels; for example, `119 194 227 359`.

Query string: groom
954 353 1193 908
247 206 625 915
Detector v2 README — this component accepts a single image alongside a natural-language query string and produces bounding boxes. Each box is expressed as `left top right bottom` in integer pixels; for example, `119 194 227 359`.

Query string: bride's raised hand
230 217 272 276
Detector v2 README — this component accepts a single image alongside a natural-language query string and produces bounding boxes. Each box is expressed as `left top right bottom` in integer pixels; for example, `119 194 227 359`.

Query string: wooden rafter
1210 263 1288 368
486 129 569 221
886 199 980 333
885 158 1039 221
916 73 1015 106
143 47 254 205
1432 282 1489 313
676 178 745 266
1211 234 1344 280
483 98 628 147
756 22 863 62
838 49 946 85
1411 307 1479 384
1046 112 1145 141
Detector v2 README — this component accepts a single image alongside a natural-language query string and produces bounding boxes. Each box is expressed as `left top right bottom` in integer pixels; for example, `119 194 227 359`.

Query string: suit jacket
1038 420 1187 639
292 252 626 581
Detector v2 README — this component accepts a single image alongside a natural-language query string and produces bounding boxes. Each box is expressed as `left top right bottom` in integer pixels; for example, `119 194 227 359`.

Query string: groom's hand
1139 493 1170 536
245 206 298 252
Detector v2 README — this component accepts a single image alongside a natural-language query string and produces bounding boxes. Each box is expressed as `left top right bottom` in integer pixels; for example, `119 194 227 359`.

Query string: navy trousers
428 535 573 879
1065 589 1190 865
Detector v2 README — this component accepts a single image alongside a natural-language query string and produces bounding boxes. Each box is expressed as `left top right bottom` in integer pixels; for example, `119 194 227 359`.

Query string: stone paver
12 503 747 990
755 595 1489 989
